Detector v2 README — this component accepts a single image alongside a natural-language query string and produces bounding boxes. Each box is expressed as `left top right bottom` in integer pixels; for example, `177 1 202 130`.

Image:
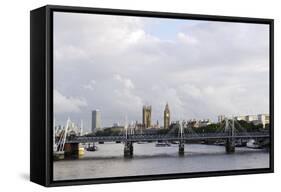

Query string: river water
53 143 269 181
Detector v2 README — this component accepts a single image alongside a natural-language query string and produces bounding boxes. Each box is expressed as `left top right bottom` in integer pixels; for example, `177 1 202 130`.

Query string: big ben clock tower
164 103 170 129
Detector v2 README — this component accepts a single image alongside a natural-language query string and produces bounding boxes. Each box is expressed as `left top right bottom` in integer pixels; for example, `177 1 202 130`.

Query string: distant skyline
53 12 270 131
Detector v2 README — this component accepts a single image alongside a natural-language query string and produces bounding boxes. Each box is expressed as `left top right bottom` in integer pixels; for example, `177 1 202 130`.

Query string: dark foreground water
53 143 269 180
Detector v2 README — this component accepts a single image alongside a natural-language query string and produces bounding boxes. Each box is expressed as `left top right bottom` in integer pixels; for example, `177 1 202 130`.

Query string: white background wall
0 0 279 191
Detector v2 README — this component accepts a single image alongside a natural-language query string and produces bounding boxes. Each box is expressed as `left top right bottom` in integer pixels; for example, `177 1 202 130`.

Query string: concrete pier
179 141 184 155
124 142 133 157
64 143 79 159
225 139 235 153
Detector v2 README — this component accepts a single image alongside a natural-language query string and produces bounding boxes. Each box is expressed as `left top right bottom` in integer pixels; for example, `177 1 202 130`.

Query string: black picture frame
30 5 274 187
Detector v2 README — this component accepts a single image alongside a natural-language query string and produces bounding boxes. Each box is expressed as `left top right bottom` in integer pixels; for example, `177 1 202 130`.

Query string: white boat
246 139 262 149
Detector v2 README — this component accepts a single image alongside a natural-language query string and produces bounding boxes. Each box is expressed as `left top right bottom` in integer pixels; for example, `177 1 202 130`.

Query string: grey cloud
53 12 269 130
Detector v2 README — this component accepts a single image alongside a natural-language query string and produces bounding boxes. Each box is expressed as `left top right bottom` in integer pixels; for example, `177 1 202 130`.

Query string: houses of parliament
142 103 170 129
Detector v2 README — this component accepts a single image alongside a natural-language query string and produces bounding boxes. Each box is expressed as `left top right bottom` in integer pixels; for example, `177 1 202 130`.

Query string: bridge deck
66 132 269 143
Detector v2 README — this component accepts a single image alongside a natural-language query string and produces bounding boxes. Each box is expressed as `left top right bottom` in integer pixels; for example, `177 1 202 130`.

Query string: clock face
166 113 169 117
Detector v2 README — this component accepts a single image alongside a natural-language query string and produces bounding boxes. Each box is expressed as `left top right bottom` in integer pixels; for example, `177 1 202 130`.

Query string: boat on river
155 142 171 147
246 139 262 149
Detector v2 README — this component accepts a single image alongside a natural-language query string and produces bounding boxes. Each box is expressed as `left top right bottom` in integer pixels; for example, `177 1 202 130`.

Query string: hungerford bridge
55 118 270 158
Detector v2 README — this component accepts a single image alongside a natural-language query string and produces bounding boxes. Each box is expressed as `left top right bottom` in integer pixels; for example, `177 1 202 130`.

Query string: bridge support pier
225 139 235 154
124 141 133 158
64 143 79 159
179 141 184 155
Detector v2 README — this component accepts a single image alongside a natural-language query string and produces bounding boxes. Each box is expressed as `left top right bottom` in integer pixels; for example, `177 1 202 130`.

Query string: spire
164 102 170 129
165 102 169 110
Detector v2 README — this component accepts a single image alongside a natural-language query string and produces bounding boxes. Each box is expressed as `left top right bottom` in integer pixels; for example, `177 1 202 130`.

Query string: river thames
53 143 269 181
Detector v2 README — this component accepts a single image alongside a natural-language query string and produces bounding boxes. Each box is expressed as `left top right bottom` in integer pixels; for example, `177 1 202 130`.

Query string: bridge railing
65 131 269 143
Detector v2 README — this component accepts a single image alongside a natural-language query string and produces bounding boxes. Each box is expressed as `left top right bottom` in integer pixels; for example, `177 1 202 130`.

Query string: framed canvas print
30 5 274 187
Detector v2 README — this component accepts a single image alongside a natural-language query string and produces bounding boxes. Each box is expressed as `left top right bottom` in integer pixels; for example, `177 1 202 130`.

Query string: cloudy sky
53 12 269 130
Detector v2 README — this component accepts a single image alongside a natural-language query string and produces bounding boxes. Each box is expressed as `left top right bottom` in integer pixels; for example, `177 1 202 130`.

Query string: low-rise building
187 119 212 128
235 115 247 121
234 114 269 128
245 115 258 122
257 114 270 128
218 115 226 123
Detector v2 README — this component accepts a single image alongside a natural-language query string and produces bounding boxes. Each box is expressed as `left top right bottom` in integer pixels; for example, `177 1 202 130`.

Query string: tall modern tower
92 110 101 132
164 103 170 129
142 105 152 128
